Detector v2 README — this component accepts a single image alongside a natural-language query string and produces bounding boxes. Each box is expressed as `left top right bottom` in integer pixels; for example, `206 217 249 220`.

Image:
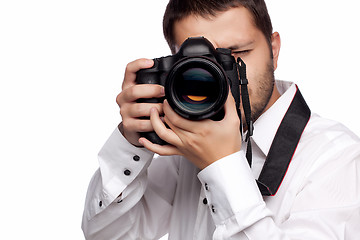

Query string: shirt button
133 155 140 161
203 198 208 205
117 199 123 204
99 201 103 207
211 205 216 213
205 183 209 191
124 169 131 176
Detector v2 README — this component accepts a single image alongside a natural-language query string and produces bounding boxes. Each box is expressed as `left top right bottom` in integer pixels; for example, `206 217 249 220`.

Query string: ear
271 32 281 70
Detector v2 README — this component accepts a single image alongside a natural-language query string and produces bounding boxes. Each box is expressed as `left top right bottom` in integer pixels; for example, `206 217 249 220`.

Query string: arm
140 94 360 239
82 127 179 240
196 147 360 239
140 92 242 170
82 58 178 239
197 152 286 239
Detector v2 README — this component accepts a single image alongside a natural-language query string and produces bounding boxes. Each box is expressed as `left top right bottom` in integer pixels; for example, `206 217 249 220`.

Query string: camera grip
135 97 167 145
140 131 167 145
136 67 168 145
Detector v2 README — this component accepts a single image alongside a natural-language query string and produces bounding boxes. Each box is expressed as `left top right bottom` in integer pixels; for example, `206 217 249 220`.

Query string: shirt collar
251 80 297 157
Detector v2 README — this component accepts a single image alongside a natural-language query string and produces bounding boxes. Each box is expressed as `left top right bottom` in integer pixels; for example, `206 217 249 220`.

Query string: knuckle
116 92 123 105
170 116 181 126
125 62 133 73
119 102 130 116
119 107 126 118
122 120 132 130
184 137 199 149
199 126 210 136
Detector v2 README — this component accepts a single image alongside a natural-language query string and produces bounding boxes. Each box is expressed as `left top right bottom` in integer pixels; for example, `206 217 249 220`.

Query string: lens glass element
174 67 219 112
165 56 229 120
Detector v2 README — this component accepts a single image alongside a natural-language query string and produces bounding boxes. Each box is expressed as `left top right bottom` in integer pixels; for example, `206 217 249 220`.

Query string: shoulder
302 113 360 150
291 114 360 210
297 113 360 169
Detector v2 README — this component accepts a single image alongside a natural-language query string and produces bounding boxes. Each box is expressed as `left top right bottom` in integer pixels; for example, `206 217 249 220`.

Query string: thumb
223 91 240 121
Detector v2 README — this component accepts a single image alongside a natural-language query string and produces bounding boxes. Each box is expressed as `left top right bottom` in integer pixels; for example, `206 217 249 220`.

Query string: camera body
136 37 241 144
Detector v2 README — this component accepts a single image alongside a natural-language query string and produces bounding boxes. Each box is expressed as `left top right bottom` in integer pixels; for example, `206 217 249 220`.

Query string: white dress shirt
82 81 360 239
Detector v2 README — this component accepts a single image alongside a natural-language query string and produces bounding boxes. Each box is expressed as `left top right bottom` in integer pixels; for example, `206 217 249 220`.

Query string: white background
0 0 359 239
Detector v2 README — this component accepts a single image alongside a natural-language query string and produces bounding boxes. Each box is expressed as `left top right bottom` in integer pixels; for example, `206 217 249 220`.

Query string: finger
150 107 182 146
223 91 240 120
122 119 154 133
122 58 154 90
127 103 164 118
221 92 241 132
139 137 182 156
163 100 205 131
116 84 164 105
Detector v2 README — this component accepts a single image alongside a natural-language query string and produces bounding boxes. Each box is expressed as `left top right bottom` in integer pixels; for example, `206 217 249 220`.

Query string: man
82 0 360 239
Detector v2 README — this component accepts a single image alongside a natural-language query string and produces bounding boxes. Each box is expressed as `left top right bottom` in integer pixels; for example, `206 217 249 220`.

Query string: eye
232 50 251 57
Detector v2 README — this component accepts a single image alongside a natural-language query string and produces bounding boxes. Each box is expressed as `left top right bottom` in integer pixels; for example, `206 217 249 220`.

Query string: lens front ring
165 56 229 120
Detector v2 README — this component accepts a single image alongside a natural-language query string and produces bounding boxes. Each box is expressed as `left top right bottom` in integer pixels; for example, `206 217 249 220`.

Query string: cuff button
211 205 216 213
124 169 131 176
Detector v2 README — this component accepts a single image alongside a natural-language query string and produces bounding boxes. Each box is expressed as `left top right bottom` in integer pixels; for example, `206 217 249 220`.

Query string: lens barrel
165 57 229 120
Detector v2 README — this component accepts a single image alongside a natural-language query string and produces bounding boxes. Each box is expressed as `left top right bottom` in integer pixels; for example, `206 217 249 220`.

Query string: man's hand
116 58 165 146
139 93 242 169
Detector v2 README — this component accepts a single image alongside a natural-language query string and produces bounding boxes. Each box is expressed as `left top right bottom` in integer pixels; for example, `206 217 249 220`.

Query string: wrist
118 122 143 148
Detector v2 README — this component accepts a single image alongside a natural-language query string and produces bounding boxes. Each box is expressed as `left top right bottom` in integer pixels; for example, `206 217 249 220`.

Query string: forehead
173 7 260 50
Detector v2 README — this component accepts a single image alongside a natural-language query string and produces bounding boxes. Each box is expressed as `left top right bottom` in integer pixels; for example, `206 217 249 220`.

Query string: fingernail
146 59 153 66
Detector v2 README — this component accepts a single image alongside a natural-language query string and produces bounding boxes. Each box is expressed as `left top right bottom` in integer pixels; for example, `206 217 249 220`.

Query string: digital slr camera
136 37 242 145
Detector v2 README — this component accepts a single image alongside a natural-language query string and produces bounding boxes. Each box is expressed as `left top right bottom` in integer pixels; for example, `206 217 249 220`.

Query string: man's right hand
116 58 165 146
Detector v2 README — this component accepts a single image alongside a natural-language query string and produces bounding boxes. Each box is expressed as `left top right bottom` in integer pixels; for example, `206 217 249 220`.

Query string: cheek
243 56 273 101
243 48 272 82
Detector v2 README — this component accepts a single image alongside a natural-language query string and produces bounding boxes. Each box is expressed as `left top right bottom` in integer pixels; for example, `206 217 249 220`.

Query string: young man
82 0 360 239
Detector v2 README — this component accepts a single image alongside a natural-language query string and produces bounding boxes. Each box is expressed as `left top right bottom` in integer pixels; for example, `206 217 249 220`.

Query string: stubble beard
241 61 275 125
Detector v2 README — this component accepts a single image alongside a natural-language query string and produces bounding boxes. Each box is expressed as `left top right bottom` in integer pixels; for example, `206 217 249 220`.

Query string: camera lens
175 67 218 110
165 57 228 120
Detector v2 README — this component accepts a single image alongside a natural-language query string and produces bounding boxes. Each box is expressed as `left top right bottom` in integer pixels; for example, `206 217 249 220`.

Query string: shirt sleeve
197 145 360 239
198 151 287 239
81 127 178 240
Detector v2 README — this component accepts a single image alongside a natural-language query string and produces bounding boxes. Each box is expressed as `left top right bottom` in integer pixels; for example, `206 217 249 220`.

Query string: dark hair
163 0 273 53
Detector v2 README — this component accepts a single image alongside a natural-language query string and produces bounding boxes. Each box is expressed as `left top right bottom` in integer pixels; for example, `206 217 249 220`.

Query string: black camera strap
236 58 311 196
256 87 311 196
237 58 254 166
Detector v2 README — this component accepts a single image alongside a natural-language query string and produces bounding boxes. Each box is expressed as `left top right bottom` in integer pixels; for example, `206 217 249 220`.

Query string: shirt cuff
98 127 154 203
197 151 265 226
